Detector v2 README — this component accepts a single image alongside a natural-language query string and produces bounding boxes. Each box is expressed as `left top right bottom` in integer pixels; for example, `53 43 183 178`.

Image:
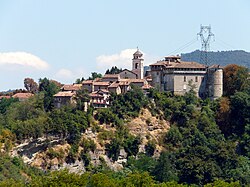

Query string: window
135 63 138 69
195 76 198 82
184 76 186 82
183 84 187 90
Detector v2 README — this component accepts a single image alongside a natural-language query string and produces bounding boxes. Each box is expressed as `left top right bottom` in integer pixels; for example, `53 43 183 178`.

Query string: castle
149 55 223 99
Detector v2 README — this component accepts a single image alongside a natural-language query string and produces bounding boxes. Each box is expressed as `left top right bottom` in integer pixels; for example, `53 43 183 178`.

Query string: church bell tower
132 47 144 79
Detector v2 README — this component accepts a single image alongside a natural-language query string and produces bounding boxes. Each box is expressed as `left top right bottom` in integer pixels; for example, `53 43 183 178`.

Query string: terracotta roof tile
108 82 120 88
54 91 75 97
119 69 137 75
82 80 94 84
93 82 110 86
103 74 120 78
99 89 109 93
89 92 104 98
61 84 82 91
150 60 206 69
0 96 11 99
12 93 34 99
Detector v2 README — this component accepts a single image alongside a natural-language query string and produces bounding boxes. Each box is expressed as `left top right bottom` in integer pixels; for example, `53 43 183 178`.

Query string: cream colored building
150 56 223 99
132 48 144 79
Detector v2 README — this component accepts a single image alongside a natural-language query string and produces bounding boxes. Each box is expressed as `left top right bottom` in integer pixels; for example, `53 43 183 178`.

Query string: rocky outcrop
127 108 170 155
10 108 169 173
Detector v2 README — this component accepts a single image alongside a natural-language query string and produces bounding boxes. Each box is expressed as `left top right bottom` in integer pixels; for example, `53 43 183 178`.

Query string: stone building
53 91 76 108
89 89 110 108
119 69 137 79
132 48 144 79
150 56 223 99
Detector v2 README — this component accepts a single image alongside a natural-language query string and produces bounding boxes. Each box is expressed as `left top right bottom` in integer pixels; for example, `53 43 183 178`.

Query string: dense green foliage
38 78 60 111
105 66 123 74
0 98 18 114
0 153 42 182
88 72 103 80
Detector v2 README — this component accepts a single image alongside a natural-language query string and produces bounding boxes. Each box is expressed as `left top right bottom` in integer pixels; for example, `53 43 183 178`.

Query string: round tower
212 68 223 99
207 66 223 100
132 48 144 79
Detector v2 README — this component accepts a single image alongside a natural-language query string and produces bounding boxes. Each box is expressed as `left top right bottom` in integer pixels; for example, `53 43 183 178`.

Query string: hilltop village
52 48 223 110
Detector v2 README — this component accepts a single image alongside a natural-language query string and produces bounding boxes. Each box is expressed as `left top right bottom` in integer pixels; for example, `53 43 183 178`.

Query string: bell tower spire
132 48 144 79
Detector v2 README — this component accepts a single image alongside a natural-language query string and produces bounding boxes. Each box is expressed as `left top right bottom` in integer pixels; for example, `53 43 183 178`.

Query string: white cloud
96 48 137 70
96 48 159 71
55 68 73 79
0 52 49 70
53 67 89 84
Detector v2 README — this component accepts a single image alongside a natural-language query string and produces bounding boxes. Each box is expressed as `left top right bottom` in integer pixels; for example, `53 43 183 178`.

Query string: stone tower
132 48 144 79
207 65 223 100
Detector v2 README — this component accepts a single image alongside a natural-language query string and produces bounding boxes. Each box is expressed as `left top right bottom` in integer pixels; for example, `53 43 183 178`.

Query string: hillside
0 67 249 186
181 50 250 67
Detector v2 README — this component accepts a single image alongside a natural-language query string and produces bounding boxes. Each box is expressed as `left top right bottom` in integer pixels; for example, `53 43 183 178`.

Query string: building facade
132 48 144 79
150 56 223 99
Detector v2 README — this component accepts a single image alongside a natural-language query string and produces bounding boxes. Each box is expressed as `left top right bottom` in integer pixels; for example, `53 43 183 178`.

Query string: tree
223 64 249 96
24 78 38 93
126 154 157 173
0 97 19 114
105 66 123 74
88 72 102 80
75 89 90 110
38 78 60 111
75 77 85 84
152 152 178 182
230 91 250 136
216 97 231 136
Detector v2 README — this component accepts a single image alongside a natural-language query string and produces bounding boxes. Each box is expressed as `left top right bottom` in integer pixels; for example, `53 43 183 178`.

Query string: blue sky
0 0 249 90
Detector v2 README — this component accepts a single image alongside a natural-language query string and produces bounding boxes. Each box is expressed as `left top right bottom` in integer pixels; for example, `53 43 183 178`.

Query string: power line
166 38 198 56
197 25 215 65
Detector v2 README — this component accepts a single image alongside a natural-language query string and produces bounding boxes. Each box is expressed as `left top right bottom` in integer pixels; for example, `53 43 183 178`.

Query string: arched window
195 76 198 82
135 63 139 69
184 76 186 82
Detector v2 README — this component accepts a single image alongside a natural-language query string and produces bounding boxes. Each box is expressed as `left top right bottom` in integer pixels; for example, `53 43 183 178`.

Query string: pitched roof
120 79 145 83
108 82 120 88
61 84 82 91
93 81 110 86
118 80 131 86
54 91 75 97
89 92 104 98
119 69 137 75
82 80 94 84
0 96 11 99
12 93 34 99
150 60 206 69
208 64 222 69
103 74 120 78
98 89 109 93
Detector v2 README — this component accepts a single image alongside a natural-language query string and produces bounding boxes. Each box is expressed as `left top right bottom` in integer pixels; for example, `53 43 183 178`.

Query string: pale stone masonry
150 56 223 99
